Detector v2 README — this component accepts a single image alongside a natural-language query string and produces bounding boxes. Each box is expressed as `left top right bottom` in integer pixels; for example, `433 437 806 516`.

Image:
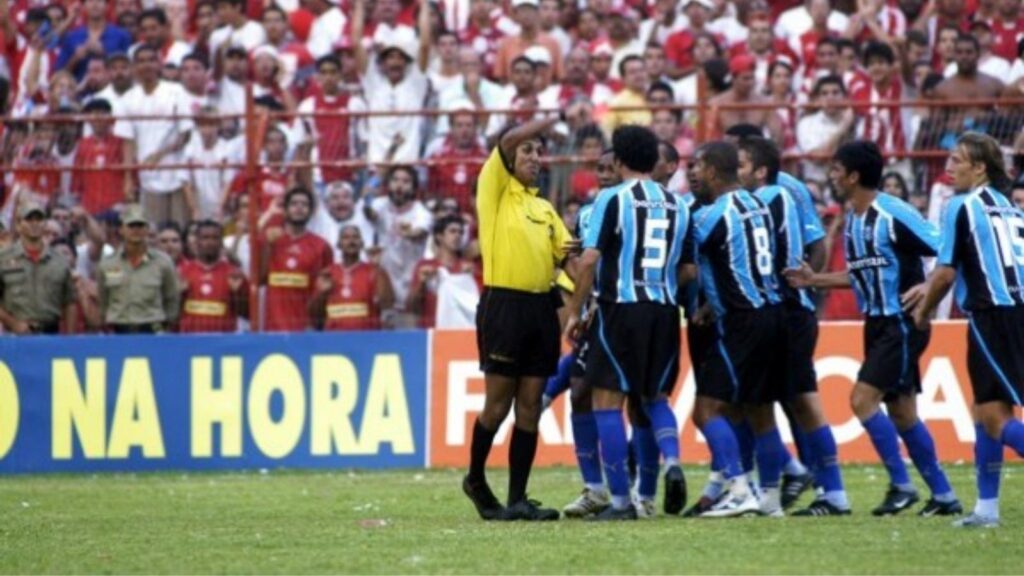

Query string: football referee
463 116 574 522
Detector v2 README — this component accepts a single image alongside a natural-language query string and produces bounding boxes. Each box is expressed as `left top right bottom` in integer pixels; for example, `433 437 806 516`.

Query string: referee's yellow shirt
477 147 571 293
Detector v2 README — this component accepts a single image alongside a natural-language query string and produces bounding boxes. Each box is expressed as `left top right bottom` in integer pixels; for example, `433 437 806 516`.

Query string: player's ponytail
957 132 1013 194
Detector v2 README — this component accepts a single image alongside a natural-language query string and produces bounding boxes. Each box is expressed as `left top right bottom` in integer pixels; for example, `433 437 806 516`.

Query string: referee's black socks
508 427 539 505
469 419 497 484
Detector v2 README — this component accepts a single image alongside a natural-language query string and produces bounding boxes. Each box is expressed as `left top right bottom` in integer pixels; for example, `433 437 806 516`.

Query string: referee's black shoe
663 465 687 515
501 498 560 521
462 475 504 521
871 485 920 516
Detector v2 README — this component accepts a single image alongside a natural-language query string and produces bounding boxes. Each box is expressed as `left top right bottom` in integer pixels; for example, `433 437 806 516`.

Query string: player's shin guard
899 420 954 499
571 412 604 488
594 409 632 509
754 428 787 489
1000 419 1024 457
543 354 574 407
862 411 912 488
634 425 660 500
729 419 756 474
703 416 744 480
646 399 681 465
507 427 538 505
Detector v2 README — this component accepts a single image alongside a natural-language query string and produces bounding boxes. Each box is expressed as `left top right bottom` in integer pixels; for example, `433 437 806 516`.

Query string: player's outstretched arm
783 261 851 289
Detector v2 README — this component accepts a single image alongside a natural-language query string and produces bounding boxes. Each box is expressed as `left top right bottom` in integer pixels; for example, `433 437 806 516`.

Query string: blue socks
543 353 574 405
571 412 603 487
594 409 631 508
634 425 660 500
899 420 954 500
646 399 681 465
703 416 744 480
862 411 912 489
730 419 756 474
975 423 1003 500
807 425 844 493
1001 419 1024 457
754 428 787 489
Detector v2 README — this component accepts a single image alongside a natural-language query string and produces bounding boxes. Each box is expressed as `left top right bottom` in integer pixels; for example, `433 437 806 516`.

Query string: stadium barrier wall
0 321 993 474
0 331 429 474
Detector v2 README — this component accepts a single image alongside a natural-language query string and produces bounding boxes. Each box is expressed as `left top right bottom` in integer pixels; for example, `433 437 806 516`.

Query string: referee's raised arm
463 116 571 523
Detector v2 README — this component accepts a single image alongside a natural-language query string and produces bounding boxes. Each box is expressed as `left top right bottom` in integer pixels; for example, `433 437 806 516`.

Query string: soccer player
559 148 619 519
564 126 692 521
787 140 962 517
463 116 574 522
737 137 849 516
725 123 821 504
687 141 786 518
911 132 1024 528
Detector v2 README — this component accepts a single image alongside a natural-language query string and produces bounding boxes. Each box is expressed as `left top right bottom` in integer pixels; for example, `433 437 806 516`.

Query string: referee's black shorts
586 301 681 399
967 306 1024 406
858 314 929 400
697 306 786 405
782 305 820 400
476 287 561 378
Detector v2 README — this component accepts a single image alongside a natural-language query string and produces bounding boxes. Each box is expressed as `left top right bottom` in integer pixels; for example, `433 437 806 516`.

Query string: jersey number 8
752 227 773 276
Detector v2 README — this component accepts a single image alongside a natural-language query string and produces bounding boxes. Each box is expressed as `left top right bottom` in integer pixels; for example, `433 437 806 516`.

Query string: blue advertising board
0 331 429 473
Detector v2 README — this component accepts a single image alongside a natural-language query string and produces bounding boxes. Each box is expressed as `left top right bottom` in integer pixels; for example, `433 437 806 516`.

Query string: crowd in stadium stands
3 0 1024 333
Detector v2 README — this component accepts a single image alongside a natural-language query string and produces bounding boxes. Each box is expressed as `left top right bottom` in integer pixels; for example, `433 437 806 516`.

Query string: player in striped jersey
912 133 1024 528
788 141 961 517
737 137 850 517
726 124 825 490
687 141 787 518
564 126 694 521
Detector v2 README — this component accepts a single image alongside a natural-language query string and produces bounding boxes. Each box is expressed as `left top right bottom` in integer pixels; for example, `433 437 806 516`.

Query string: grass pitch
1 464 1021 574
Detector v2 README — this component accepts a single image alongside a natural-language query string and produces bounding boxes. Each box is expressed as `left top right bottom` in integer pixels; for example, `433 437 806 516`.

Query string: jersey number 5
992 215 1024 267
641 218 670 269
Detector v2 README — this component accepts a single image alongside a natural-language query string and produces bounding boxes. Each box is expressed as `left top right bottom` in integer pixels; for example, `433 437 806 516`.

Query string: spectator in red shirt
425 106 487 212
664 0 723 79
10 120 61 208
178 220 249 333
406 215 478 329
854 41 907 156
72 99 127 216
991 0 1024 60
567 123 606 202
260 186 333 332
156 222 187 266
310 224 395 331
297 55 355 187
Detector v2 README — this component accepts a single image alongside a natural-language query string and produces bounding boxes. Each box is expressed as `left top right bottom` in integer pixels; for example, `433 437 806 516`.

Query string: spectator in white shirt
215 46 248 118
179 54 211 114
797 75 856 185
351 0 430 164
91 52 134 114
135 8 191 67
437 47 505 136
309 181 375 262
538 0 571 56
209 0 266 69
305 0 347 60
182 107 238 221
775 0 849 39
363 165 433 323
114 45 192 225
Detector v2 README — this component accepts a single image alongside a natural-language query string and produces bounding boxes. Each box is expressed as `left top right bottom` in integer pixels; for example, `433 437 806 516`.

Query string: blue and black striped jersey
938 186 1024 311
692 189 782 317
777 171 826 247
755 184 816 311
584 179 692 306
843 193 939 317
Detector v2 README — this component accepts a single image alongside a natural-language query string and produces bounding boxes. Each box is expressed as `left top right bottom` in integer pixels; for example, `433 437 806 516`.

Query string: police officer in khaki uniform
0 203 77 334
97 204 180 334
